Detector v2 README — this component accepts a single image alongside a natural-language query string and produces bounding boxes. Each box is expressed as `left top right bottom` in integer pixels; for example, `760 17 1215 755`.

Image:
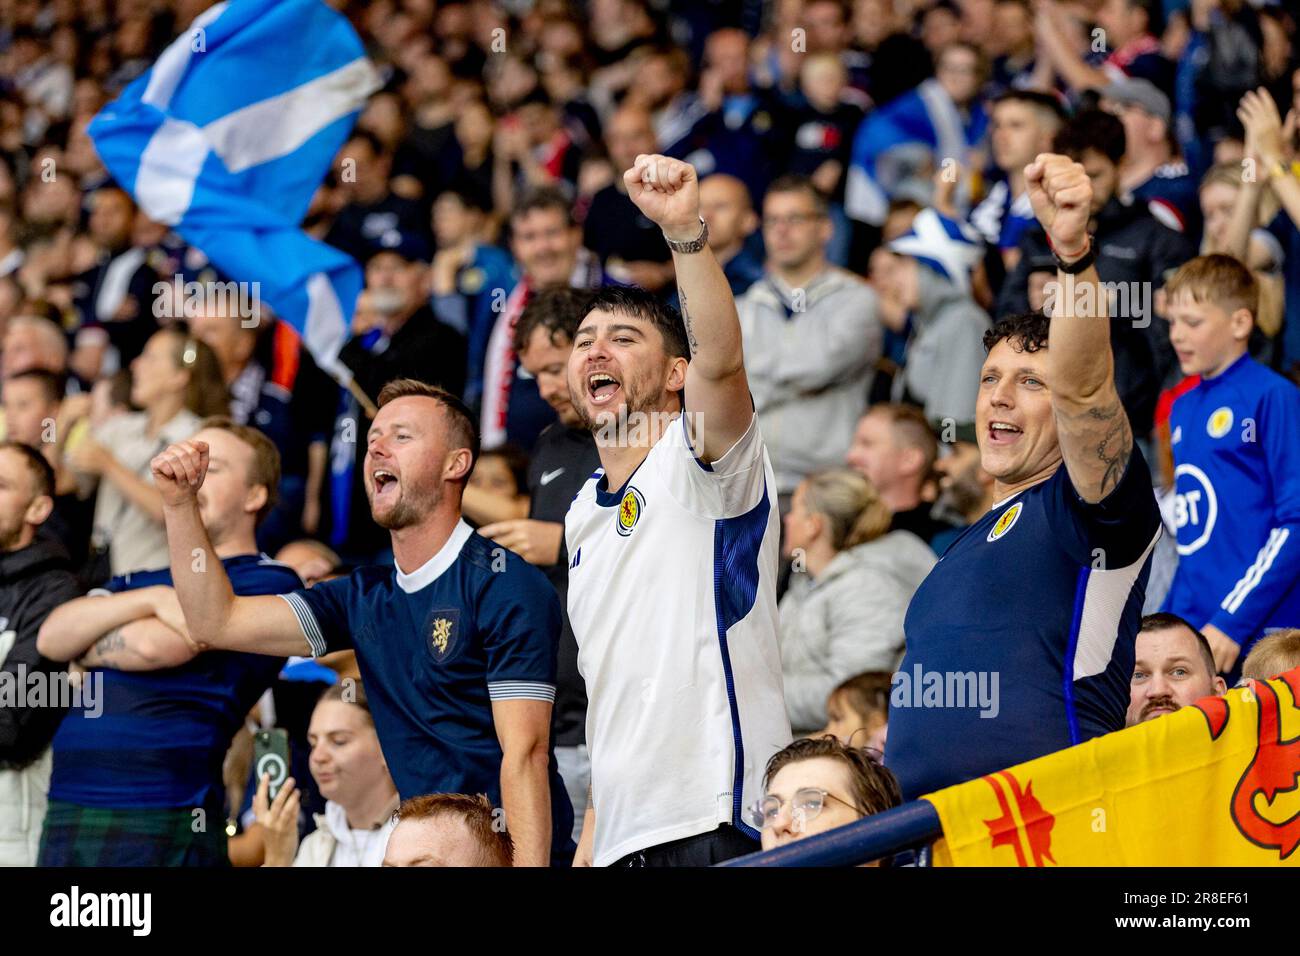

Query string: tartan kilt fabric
37 800 229 867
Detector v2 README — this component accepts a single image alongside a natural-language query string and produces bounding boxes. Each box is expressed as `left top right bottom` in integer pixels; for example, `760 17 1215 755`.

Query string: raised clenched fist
623 154 701 242
1024 152 1093 257
150 440 210 507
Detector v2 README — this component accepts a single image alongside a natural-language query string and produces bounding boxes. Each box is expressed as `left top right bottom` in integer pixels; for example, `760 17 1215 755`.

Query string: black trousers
614 825 759 867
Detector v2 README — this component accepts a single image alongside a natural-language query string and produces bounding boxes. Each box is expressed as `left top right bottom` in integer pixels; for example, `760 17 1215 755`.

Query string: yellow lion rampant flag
924 668 1300 866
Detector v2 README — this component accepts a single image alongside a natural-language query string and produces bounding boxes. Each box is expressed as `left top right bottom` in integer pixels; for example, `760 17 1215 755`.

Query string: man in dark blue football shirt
36 419 302 866
886 153 1162 800
150 379 571 866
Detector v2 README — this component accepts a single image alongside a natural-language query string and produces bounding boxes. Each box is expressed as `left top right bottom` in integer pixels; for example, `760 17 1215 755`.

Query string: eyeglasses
762 212 821 229
744 787 859 831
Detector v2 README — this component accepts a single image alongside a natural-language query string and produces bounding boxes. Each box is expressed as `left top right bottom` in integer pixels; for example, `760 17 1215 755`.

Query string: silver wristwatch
663 217 708 254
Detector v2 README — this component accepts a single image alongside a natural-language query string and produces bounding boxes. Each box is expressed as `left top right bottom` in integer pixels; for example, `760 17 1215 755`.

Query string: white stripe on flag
305 271 350 381
204 57 380 174
844 164 887 226
136 118 210 225
142 2 230 109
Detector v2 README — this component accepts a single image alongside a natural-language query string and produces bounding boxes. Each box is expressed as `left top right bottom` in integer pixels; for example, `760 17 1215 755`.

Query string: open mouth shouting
586 370 623 408
987 420 1023 446
371 467 399 502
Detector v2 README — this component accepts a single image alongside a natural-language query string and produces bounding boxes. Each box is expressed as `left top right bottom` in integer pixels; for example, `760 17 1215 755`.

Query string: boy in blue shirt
1162 254 1300 674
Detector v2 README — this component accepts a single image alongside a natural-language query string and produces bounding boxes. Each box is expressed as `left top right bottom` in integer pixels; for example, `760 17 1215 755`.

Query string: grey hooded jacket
896 266 991 432
778 530 937 735
738 268 882 494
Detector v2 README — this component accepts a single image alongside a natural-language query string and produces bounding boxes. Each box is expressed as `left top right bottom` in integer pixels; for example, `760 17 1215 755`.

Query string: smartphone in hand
253 728 291 801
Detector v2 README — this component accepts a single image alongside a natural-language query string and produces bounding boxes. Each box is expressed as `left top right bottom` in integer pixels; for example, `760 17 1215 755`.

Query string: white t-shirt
565 414 791 866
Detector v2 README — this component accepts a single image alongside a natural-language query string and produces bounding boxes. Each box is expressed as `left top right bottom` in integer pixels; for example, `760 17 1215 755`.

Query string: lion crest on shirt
427 609 461 662
616 487 646 537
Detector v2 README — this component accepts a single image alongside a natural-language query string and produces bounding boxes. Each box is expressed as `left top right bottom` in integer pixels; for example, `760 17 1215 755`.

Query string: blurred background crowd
0 0 1298 867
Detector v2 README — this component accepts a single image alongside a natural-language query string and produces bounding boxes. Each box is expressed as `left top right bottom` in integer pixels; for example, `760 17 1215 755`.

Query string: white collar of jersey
989 490 1025 512
394 519 474 593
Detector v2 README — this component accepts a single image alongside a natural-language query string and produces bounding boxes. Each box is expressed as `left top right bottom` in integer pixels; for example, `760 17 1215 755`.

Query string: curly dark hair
983 310 1050 353
511 286 595 354
763 736 902 818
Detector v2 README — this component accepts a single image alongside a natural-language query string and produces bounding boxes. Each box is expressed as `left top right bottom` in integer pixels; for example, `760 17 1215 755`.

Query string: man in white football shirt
566 154 791 867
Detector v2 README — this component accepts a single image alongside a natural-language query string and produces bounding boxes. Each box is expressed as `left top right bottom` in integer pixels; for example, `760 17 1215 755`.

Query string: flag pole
345 376 379 419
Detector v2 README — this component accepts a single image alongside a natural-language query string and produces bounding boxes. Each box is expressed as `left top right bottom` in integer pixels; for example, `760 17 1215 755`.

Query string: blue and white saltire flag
886 208 984 292
844 79 988 228
88 0 380 380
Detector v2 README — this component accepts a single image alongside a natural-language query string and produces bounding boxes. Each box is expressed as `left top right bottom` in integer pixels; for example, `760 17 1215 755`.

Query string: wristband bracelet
663 217 708 254
1048 234 1096 274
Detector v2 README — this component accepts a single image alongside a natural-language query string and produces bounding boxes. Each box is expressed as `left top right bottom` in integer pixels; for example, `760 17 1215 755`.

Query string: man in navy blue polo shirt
36 419 302 866
886 153 1162 800
150 379 571 866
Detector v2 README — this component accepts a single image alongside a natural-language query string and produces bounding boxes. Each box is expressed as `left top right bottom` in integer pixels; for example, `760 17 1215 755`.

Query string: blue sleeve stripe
1221 527 1290 614
487 681 556 702
279 592 327 657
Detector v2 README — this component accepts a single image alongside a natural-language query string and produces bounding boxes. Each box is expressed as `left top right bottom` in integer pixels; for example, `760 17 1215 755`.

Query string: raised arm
625 154 753 462
1221 173 1263 261
1027 153 1133 503
1239 89 1300 231
69 438 165 525
150 440 309 656
1034 0 1109 93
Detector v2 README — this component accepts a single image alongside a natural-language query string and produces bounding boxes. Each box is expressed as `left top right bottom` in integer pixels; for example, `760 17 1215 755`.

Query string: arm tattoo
1087 398 1133 498
86 628 125 665
678 285 699 355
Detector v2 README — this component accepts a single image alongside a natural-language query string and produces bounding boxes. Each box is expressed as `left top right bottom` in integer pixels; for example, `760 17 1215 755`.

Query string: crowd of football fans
0 0 1299 867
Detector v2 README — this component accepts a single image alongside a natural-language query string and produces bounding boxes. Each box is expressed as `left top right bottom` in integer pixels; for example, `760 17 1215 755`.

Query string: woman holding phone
254 681 399 867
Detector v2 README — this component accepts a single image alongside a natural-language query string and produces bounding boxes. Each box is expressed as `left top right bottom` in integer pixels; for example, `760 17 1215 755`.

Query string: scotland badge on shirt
616 487 646 537
1206 406 1233 439
427 608 461 662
